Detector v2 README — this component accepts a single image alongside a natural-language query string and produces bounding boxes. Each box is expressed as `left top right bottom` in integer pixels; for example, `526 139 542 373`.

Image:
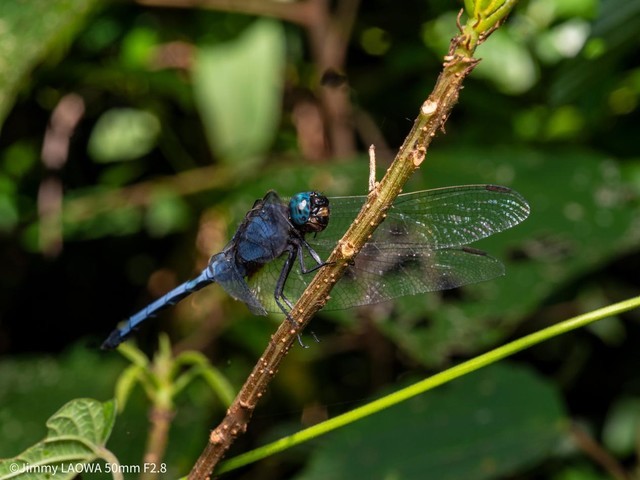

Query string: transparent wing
326 244 505 309
216 259 269 316
314 184 529 249
248 244 505 312
246 184 529 313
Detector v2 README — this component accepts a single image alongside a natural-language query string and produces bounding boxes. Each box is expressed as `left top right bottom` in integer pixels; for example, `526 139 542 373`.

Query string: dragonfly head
289 191 330 234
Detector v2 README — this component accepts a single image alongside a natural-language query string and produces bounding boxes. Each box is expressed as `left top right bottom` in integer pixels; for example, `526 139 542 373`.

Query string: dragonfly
102 184 530 349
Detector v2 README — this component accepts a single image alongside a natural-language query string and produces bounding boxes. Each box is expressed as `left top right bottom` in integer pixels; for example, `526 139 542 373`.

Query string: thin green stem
99 447 125 480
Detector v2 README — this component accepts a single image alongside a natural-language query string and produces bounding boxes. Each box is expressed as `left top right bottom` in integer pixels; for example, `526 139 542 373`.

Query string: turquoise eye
289 192 311 226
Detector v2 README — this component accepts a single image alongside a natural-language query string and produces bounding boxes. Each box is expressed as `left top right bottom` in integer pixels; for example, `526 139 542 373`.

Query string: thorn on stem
368 144 379 193
456 8 464 33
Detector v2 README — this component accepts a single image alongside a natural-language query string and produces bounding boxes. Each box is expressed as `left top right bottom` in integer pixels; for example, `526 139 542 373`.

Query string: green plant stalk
215 295 640 474
141 336 175 480
99 447 125 480
188 5 517 479
115 336 235 478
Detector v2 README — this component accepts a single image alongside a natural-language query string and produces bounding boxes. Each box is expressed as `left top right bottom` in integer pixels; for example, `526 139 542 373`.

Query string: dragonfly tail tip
101 330 124 350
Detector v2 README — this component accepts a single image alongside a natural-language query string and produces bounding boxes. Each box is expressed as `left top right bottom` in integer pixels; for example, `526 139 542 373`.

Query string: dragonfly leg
294 242 326 345
274 245 315 348
298 238 329 273
274 246 296 315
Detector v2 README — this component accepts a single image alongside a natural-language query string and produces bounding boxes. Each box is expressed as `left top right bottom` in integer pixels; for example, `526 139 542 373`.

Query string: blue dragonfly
102 185 529 349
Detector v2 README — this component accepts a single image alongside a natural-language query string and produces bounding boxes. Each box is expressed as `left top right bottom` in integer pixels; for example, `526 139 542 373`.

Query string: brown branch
306 0 360 157
187 8 505 478
570 422 630 480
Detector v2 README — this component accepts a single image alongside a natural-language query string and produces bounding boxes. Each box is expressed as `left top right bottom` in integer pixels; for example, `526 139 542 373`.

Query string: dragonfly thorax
289 191 330 234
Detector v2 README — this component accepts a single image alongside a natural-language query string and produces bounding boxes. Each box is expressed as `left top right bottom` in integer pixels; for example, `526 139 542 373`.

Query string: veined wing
247 184 528 313
248 243 505 313
314 184 530 250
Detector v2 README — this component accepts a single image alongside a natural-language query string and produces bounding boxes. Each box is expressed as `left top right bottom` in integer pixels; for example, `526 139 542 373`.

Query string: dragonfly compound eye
289 192 311 226
289 191 330 233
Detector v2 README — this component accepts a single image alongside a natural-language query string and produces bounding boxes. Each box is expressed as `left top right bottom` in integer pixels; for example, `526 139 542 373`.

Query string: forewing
317 185 530 249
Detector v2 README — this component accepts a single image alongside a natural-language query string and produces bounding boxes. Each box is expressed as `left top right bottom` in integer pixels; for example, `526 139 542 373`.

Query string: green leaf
88 108 161 163
465 0 516 33
119 26 160 69
0 0 101 130
170 350 236 406
295 363 567 480
602 396 640 456
475 29 538 94
114 365 144 413
0 398 117 480
0 192 19 232
192 19 286 164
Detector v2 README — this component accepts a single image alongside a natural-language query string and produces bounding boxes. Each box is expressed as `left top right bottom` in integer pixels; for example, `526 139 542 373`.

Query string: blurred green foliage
1 0 639 478
297 363 567 480
0 0 102 128
193 19 286 164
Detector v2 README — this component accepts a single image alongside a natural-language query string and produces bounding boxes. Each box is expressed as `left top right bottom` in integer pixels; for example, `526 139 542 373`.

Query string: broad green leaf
192 19 286 164
0 399 116 480
0 0 101 130
0 347 125 456
554 466 610 480
296 363 566 480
